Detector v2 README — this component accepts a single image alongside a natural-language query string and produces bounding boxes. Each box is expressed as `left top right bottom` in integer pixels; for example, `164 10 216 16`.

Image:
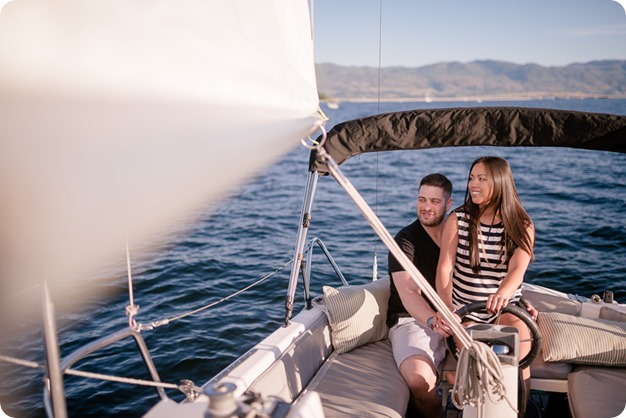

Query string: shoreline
322 92 626 103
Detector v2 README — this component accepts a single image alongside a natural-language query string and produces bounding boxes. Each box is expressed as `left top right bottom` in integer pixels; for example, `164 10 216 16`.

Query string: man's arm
392 270 436 326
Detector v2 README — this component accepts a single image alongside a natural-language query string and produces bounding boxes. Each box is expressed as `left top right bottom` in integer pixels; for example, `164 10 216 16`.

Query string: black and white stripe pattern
452 210 522 323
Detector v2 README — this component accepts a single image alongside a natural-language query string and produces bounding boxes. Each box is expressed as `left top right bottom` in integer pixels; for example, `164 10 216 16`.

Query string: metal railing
43 327 168 417
301 237 348 309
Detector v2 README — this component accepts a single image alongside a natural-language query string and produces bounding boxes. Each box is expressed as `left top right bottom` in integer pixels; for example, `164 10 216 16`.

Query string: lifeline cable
0 354 201 398
148 259 293 329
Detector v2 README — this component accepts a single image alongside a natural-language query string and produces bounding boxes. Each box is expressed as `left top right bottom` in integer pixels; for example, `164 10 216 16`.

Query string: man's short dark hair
420 173 452 199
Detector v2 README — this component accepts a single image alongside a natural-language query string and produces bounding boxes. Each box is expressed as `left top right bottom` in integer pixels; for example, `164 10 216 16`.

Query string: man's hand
431 311 461 337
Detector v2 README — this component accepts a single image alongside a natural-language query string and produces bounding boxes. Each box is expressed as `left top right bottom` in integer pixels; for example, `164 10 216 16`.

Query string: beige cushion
568 366 626 418
307 339 409 418
322 277 390 354
529 355 573 380
538 312 626 366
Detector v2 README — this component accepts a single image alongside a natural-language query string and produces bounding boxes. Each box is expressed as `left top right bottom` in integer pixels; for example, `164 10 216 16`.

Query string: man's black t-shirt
387 219 440 327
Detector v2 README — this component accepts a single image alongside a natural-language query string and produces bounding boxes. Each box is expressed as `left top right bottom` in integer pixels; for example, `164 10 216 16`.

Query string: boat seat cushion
529 355 573 380
568 366 626 418
306 339 409 418
322 278 390 354
537 312 626 366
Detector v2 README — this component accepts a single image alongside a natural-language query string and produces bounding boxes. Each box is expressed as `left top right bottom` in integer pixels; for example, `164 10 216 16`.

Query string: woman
433 156 535 397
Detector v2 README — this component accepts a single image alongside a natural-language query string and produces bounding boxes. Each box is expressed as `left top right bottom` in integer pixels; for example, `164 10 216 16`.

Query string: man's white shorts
388 317 446 371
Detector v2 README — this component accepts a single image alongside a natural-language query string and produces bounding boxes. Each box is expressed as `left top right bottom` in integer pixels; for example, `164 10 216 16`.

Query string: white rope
452 341 518 414
64 368 185 391
0 354 44 370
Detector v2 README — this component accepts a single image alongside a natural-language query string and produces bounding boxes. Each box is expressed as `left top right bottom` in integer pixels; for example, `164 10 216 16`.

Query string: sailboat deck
305 339 409 418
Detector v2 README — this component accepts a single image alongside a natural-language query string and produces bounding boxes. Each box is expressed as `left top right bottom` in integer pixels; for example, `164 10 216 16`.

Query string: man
387 173 453 418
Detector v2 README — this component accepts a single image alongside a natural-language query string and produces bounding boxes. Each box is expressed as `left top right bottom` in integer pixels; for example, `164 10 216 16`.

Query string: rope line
64 368 186 391
148 259 293 329
318 147 471 344
376 0 383 114
452 341 518 414
0 354 44 370
370 0 384 281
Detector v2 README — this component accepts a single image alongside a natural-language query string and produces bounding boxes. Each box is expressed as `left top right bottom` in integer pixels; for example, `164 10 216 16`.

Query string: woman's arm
436 213 459 310
487 223 535 314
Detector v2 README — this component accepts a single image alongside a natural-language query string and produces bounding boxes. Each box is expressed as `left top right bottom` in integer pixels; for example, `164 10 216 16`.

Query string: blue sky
313 0 626 67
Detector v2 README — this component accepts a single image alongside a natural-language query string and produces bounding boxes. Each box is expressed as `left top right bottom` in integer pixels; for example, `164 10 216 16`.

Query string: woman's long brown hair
462 156 534 274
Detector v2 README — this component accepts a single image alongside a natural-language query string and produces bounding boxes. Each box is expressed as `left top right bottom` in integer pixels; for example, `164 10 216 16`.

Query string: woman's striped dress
452 209 522 323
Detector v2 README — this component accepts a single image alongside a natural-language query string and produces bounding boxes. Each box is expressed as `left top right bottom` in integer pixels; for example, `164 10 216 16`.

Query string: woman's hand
521 299 539 320
486 293 509 314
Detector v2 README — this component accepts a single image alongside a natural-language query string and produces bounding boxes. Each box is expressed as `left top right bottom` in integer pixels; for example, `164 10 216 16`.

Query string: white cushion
322 278 390 354
306 339 409 418
568 367 626 418
538 312 626 367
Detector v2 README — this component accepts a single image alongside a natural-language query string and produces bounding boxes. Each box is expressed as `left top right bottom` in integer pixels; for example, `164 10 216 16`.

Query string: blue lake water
1 99 625 417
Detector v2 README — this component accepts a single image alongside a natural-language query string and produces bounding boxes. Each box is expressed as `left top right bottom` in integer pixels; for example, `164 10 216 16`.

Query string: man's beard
420 212 444 227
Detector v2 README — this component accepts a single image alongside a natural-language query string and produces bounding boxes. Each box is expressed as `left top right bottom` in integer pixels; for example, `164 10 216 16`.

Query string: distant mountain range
315 60 626 101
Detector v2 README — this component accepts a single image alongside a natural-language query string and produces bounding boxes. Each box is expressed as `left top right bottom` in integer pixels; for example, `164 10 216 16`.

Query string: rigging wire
147 259 293 329
377 0 383 115
125 240 140 330
372 0 384 280
0 354 200 397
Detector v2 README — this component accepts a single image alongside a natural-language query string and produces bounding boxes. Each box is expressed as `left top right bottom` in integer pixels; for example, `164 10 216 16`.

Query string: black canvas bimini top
309 107 626 173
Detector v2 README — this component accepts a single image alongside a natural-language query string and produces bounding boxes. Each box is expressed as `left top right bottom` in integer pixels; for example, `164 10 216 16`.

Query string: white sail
0 0 320 298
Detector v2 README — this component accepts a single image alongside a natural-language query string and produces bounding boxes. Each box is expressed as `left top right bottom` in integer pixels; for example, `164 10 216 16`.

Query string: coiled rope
452 340 517 413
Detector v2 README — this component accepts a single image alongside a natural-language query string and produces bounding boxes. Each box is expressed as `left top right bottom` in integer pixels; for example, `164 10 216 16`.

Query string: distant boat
327 100 340 109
